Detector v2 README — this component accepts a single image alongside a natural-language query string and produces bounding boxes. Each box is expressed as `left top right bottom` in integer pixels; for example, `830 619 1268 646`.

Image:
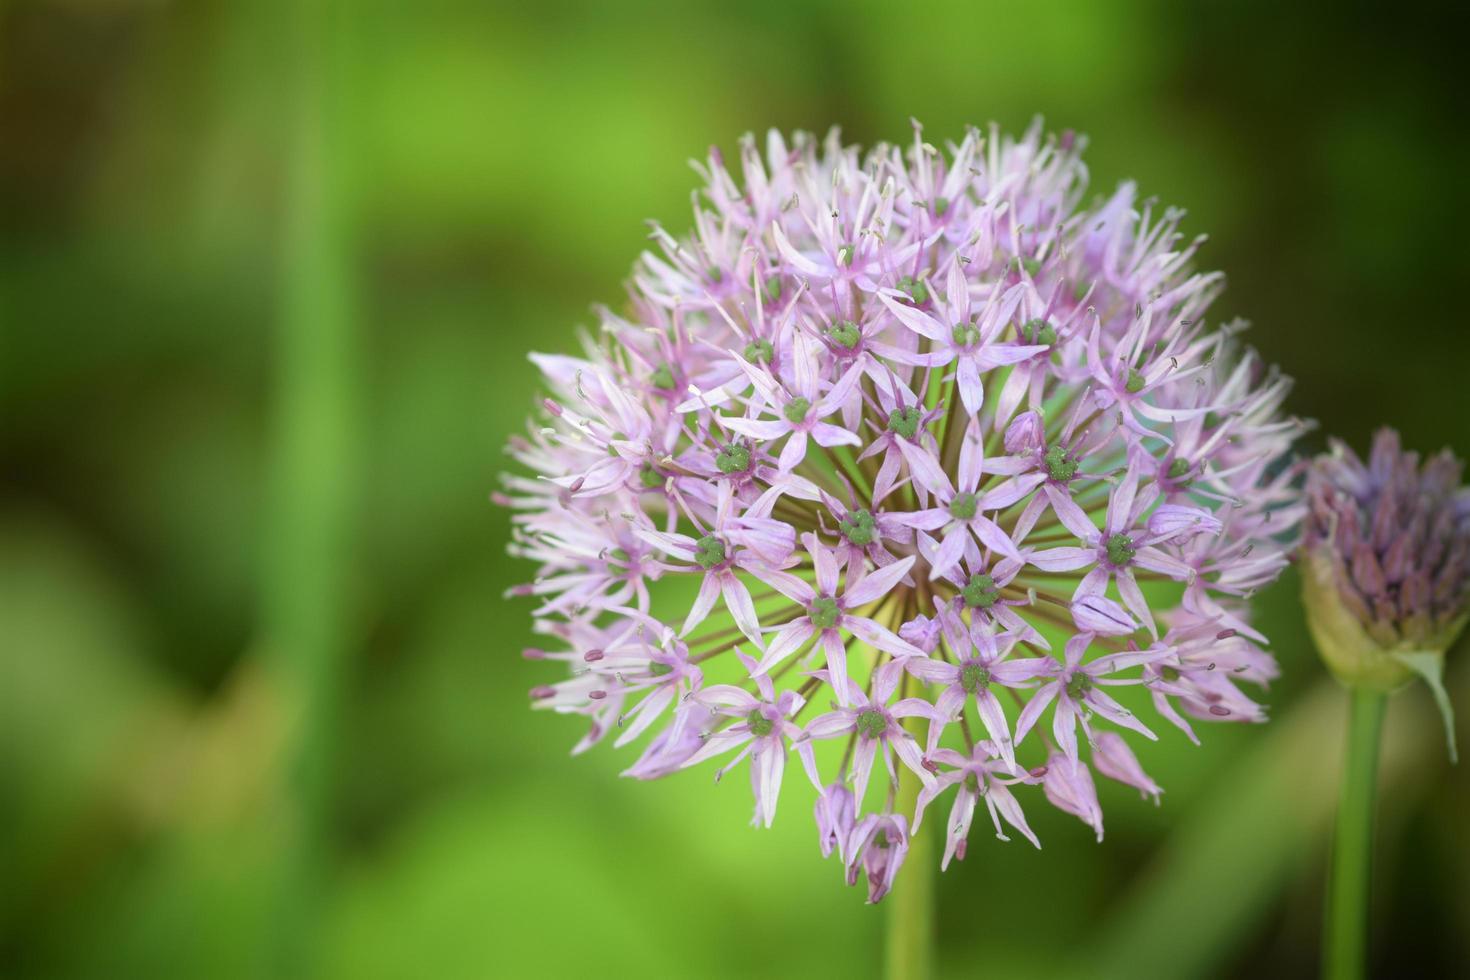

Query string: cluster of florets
501 121 1307 902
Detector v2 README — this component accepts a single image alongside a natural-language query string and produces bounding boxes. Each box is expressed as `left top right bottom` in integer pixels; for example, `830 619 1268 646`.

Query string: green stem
886 721 934 980
261 0 358 973
1323 687 1387 980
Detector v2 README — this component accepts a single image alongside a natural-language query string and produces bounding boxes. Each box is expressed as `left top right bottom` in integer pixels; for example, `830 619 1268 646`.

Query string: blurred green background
2 1 1467 978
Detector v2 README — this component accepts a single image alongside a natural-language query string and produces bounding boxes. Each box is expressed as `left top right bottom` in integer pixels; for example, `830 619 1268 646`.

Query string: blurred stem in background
1323 688 1386 980
886 718 933 980
1074 664 1457 980
260 0 359 974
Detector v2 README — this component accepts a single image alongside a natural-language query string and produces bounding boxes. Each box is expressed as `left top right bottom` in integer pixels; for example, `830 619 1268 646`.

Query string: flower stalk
887 726 934 980
1323 687 1386 980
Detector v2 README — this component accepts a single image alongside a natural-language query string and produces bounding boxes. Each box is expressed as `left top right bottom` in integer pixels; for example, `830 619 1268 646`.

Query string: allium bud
1303 429 1468 757
503 121 1308 900
846 813 910 904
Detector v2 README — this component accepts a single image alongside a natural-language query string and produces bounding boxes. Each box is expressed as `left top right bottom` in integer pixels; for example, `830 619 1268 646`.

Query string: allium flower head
1303 428 1468 757
503 120 1306 899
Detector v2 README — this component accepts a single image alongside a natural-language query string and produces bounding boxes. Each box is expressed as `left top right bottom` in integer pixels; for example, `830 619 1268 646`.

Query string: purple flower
879 260 1048 415
856 376 951 503
1091 731 1162 803
756 533 923 703
1042 753 1105 842
821 490 916 571
1013 633 1168 764
903 613 1051 770
1027 462 1212 637
508 121 1306 901
633 482 793 648
713 334 867 471
898 613 942 654
845 812 910 903
688 653 807 827
893 417 1037 579
915 743 1042 868
798 662 935 806
815 783 858 862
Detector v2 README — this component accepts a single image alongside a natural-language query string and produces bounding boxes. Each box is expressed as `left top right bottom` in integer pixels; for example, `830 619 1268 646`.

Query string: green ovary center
1105 534 1136 567
960 662 991 693
1065 673 1093 699
855 708 887 740
744 339 774 363
949 492 979 520
1044 444 1079 482
828 321 861 349
951 322 981 347
1022 318 1057 345
716 444 751 474
808 597 841 630
888 407 922 439
840 509 877 546
897 275 928 304
962 573 999 608
1124 368 1146 393
747 710 775 737
694 534 727 570
784 397 811 424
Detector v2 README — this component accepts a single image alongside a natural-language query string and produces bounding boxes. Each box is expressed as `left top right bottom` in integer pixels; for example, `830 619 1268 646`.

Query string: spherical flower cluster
502 121 1306 901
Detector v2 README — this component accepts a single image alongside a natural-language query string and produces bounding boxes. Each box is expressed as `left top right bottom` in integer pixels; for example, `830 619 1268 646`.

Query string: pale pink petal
1086 689 1159 741
810 422 862 447
806 531 842 595
1071 594 1139 636
1045 483 1099 540
897 437 954 497
849 738 880 808
878 291 949 342
720 574 765 648
985 782 1040 848
1012 682 1059 747
929 527 970 579
681 573 724 637
614 685 675 747
956 356 985 416
720 416 791 440
1028 546 1095 572
942 786 979 869
957 417 985 490
820 630 852 707
973 688 1017 771
1051 695 1080 761
1091 731 1162 802
778 429 809 471
844 555 917 607
846 616 925 659
751 740 787 827
757 619 816 673
1116 568 1157 638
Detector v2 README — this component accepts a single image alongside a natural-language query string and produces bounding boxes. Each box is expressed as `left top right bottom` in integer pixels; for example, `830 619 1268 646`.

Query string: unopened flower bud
1303 429 1467 758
